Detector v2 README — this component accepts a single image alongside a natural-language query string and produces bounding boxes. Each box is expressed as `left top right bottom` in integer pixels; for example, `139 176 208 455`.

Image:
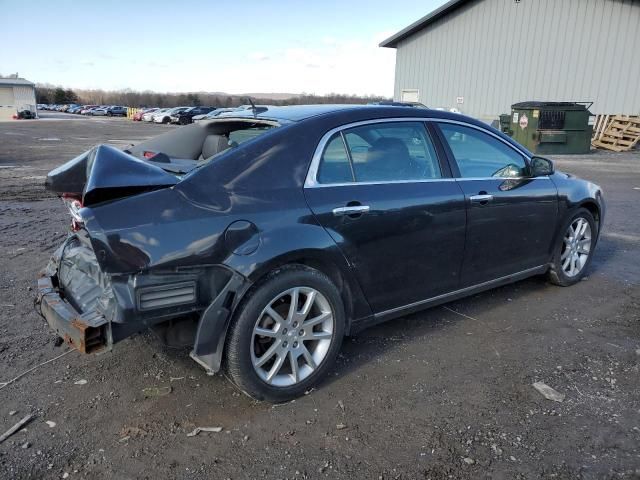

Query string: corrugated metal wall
12 86 37 110
393 0 640 120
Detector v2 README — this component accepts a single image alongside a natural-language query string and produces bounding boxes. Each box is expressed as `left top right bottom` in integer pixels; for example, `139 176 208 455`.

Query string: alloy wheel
561 217 592 277
251 287 334 387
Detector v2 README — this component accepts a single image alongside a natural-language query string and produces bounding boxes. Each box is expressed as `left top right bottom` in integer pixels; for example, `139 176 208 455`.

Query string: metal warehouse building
0 76 37 120
381 0 640 122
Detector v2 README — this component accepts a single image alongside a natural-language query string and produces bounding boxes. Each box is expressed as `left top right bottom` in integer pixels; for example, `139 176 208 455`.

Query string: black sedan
170 106 216 125
37 105 604 402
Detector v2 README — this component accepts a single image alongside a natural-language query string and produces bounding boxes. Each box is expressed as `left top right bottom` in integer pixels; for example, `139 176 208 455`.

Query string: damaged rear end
37 118 282 372
37 144 181 353
38 235 113 353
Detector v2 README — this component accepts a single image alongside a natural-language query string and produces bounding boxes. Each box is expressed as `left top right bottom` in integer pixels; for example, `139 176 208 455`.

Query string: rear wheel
224 265 345 402
548 208 596 286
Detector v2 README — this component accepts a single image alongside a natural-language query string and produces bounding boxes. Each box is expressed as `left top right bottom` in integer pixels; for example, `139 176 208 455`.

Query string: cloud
248 52 270 62
321 36 338 46
203 34 396 96
37 32 396 97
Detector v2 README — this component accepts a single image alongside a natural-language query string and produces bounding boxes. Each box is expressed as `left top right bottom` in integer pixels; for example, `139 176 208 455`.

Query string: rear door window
315 122 441 184
344 122 441 182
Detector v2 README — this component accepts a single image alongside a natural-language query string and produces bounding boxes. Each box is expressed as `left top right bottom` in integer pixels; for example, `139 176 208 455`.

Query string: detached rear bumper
36 275 109 354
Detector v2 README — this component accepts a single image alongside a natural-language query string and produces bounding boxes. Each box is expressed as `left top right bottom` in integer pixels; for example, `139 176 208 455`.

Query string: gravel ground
0 113 639 479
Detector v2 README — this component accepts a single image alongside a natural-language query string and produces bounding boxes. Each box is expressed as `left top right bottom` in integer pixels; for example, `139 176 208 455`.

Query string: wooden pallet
592 115 640 152
591 114 612 141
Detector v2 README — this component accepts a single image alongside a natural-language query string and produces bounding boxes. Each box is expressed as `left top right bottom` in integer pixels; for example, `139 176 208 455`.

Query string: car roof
214 104 386 122
211 104 532 157
213 103 476 125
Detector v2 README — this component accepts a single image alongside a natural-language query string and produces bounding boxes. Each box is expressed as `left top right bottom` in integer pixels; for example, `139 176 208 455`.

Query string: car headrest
366 137 410 164
201 134 230 159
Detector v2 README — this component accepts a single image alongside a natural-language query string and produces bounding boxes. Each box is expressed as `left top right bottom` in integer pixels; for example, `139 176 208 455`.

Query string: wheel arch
244 249 368 334
579 200 601 230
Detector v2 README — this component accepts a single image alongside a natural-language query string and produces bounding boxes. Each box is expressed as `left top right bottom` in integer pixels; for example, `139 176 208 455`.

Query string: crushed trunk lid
45 144 178 205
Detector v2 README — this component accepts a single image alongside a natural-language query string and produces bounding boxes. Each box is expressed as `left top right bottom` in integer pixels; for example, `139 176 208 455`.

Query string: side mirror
530 156 554 177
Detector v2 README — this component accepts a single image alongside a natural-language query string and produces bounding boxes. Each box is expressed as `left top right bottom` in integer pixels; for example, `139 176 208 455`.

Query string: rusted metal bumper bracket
36 276 109 353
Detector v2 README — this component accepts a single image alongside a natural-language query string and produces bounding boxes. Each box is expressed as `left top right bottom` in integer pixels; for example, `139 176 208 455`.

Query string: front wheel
224 265 345 402
548 208 597 286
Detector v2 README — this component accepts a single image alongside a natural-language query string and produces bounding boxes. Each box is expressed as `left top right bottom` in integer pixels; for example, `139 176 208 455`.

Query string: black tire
180 117 189 125
224 265 345 402
548 207 597 286
162 116 170 124
107 112 112 117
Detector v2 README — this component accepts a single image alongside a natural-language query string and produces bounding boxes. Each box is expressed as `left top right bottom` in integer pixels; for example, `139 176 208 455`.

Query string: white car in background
142 108 167 122
80 106 99 115
152 106 189 124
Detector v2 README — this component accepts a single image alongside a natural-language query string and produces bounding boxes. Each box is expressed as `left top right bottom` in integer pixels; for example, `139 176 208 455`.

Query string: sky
0 0 448 97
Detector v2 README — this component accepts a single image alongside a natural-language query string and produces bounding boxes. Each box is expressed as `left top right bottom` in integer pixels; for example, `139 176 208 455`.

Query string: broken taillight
61 194 84 231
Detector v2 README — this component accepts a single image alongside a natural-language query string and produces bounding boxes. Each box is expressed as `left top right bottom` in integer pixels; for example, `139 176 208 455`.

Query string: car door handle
469 194 494 203
332 205 370 216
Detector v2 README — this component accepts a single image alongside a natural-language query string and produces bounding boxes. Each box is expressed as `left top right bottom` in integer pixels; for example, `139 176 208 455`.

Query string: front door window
438 123 527 178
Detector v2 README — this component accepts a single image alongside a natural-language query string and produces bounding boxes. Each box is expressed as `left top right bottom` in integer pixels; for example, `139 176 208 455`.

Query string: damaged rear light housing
61 194 84 231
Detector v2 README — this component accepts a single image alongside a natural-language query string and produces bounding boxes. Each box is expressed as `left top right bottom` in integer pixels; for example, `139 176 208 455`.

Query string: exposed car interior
126 119 279 174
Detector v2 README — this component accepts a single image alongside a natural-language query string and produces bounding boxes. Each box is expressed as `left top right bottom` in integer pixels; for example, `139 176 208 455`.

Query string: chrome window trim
304 116 535 188
306 178 458 188
456 176 551 181
429 118 531 159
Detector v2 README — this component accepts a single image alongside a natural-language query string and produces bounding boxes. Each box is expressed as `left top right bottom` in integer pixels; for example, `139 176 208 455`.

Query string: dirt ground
0 113 639 480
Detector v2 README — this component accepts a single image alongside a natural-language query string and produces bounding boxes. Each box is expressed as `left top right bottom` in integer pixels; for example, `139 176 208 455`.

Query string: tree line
35 85 390 108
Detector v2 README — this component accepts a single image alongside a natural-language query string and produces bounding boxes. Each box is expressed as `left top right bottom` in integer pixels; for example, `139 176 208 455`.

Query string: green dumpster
510 101 594 154
499 113 512 136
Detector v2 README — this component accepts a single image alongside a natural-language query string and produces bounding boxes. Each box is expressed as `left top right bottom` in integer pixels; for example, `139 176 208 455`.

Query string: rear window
229 127 274 145
195 123 279 169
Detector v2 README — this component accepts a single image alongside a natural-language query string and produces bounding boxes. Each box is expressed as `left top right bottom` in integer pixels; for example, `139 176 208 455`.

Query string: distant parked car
81 106 99 115
143 108 168 122
16 107 36 119
170 106 216 125
153 106 189 124
107 106 127 117
193 108 243 123
90 107 109 116
133 108 158 121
